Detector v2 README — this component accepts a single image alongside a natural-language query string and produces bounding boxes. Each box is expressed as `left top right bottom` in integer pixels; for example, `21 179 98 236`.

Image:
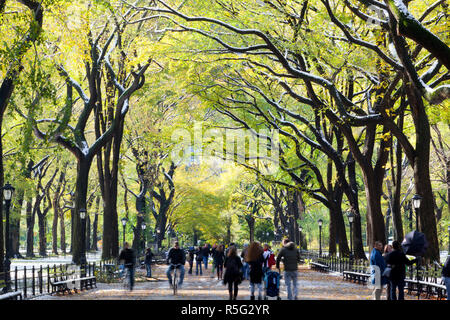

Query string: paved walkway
32 264 417 300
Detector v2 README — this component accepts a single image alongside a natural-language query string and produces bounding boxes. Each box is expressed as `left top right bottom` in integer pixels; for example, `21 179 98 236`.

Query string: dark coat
385 249 416 281
167 247 186 265
248 254 265 284
223 255 243 285
119 248 136 266
145 250 153 264
276 242 300 271
213 250 225 266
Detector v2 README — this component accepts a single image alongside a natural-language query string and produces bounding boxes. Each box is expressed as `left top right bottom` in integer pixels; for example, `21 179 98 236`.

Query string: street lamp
298 226 303 248
2 182 14 292
79 208 87 266
121 217 128 248
318 219 323 257
412 194 421 231
347 210 355 260
156 228 160 251
141 222 147 252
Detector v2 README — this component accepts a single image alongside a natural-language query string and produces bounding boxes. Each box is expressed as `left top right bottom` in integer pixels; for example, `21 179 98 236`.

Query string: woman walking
214 245 226 280
246 241 265 300
223 245 243 300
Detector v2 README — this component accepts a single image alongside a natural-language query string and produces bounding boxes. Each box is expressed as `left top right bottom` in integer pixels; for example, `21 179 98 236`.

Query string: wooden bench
50 275 96 295
343 271 369 284
0 290 22 300
310 262 330 273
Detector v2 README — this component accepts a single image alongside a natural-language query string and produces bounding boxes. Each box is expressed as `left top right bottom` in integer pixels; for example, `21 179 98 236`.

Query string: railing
302 250 445 283
0 262 96 299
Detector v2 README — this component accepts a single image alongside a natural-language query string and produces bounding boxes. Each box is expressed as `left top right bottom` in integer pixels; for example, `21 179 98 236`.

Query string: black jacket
223 255 243 285
145 250 153 264
442 256 450 278
119 248 136 266
167 247 186 265
385 249 416 281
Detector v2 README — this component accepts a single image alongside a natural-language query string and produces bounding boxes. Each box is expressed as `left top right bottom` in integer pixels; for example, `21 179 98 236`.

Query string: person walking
144 247 154 278
187 246 195 275
383 244 393 300
211 244 217 277
442 255 450 301
223 245 243 300
369 241 388 300
386 240 417 300
240 243 250 280
195 246 203 275
246 241 265 300
166 241 186 289
118 242 136 291
201 243 211 271
276 238 301 300
213 244 226 280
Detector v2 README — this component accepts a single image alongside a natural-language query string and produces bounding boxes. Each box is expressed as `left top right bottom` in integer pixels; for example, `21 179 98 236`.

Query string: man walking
276 238 301 300
369 241 388 300
118 242 136 291
166 241 186 289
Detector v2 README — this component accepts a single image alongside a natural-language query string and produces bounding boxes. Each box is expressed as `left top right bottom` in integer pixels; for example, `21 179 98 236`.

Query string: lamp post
2 183 14 292
79 208 87 266
412 194 422 231
318 219 323 257
121 217 128 248
347 210 355 261
298 226 303 249
141 222 147 253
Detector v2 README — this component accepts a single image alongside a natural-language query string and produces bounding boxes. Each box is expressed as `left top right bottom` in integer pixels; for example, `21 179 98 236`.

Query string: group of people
163 238 301 300
370 240 450 300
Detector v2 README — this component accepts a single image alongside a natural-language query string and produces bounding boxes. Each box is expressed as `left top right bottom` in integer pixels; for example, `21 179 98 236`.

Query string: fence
0 262 96 299
302 250 445 283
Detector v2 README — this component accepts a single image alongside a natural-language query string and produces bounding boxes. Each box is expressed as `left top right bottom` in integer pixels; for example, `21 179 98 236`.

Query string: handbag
382 265 392 278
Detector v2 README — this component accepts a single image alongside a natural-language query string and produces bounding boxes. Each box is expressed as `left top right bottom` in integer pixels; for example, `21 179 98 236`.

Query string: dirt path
32 264 417 300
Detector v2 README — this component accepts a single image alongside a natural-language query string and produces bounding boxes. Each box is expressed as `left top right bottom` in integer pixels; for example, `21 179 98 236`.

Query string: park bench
0 290 22 300
405 279 447 300
310 262 330 273
50 275 96 295
342 271 369 284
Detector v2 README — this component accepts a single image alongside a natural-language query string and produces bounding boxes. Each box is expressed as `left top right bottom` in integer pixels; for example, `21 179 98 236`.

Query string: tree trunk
26 199 35 257
11 189 24 258
72 157 92 265
37 210 47 257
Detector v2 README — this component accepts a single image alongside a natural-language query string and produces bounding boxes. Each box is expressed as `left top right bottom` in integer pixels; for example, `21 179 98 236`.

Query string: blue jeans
196 260 203 275
203 256 208 270
125 266 135 290
250 282 263 298
242 262 250 280
145 263 152 277
284 271 298 300
390 279 405 300
166 265 185 286
443 277 450 301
